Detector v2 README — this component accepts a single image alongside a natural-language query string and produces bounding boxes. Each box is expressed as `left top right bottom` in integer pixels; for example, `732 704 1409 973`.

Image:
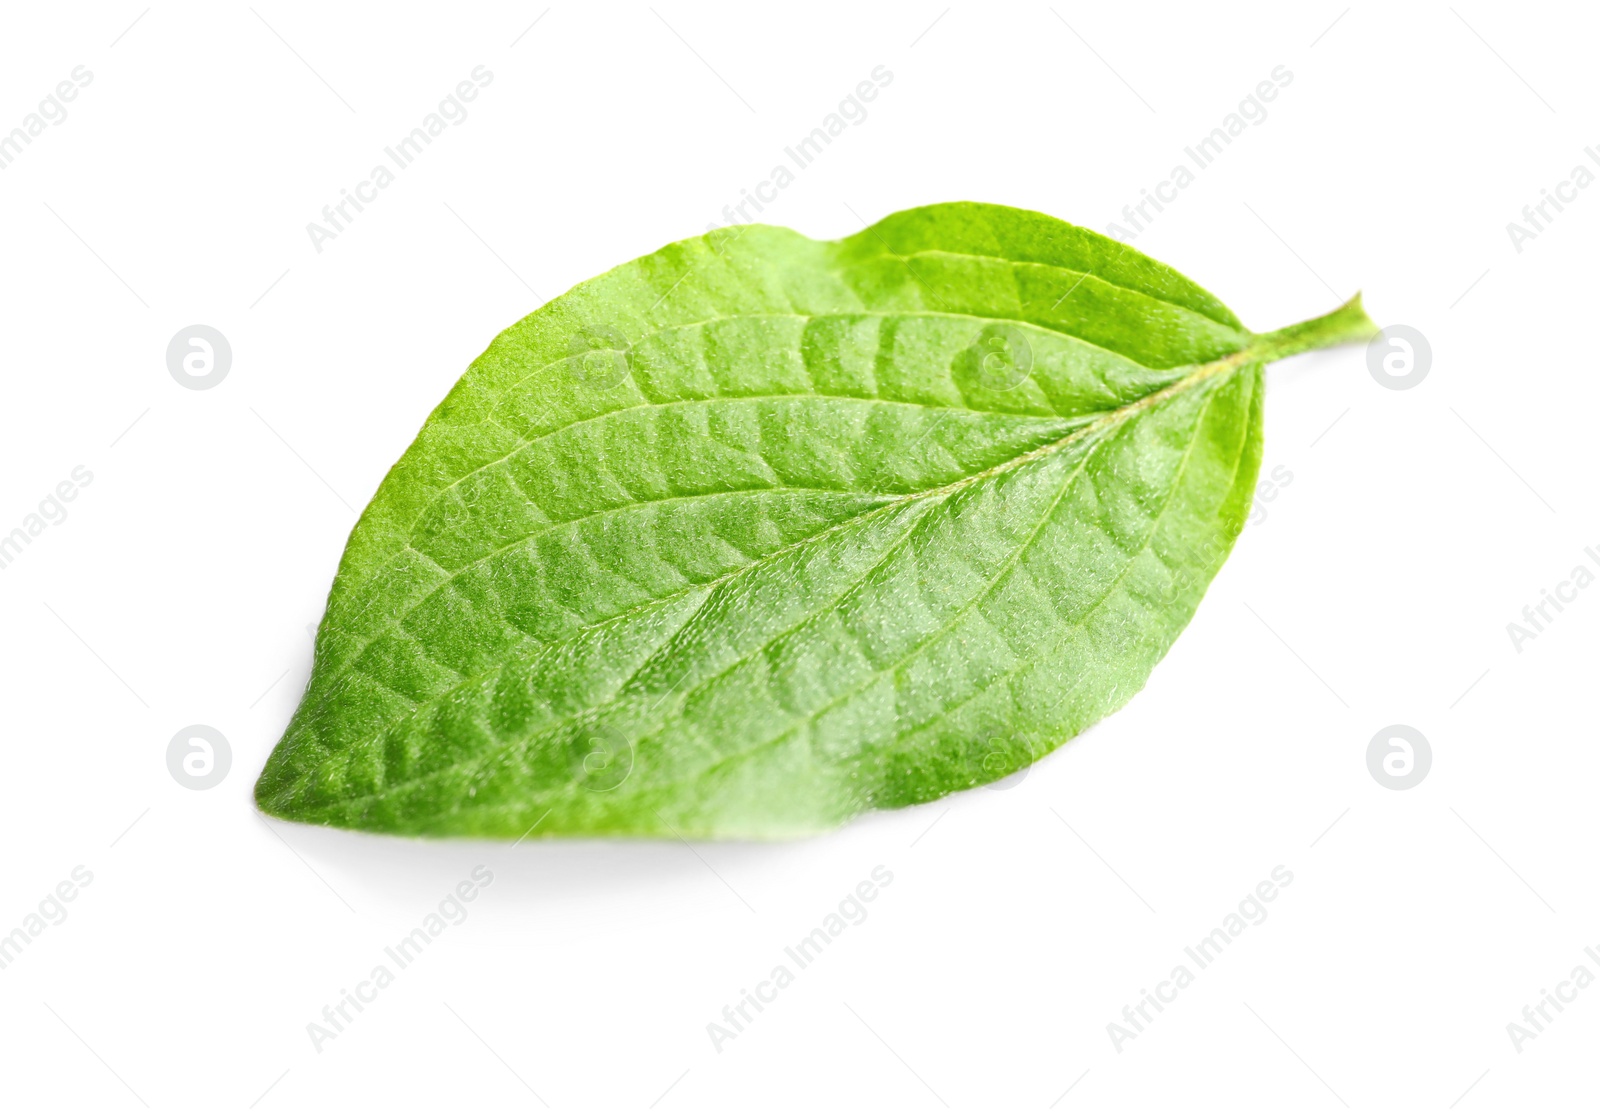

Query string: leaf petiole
1248 292 1379 364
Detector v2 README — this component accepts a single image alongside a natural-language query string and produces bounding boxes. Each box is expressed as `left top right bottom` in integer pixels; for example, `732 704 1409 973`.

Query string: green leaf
255 202 1375 839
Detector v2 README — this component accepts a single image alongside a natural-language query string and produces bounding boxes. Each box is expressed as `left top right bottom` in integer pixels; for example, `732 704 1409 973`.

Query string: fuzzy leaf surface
255 202 1373 838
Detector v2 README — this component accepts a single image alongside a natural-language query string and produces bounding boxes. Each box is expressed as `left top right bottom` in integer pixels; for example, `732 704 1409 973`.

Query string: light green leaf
255 202 1375 838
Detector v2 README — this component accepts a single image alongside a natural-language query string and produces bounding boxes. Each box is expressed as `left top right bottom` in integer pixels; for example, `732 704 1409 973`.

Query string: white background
1 2 1595 1113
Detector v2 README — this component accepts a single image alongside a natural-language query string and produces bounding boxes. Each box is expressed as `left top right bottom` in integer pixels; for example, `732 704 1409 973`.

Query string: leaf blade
255 203 1371 838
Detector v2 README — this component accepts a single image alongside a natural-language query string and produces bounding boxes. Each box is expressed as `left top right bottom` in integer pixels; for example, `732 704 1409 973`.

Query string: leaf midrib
320 342 1247 709
325 394 1101 677
343 247 1238 614
331 302 1162 642
284 343 1265 817
316 364 1244 823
